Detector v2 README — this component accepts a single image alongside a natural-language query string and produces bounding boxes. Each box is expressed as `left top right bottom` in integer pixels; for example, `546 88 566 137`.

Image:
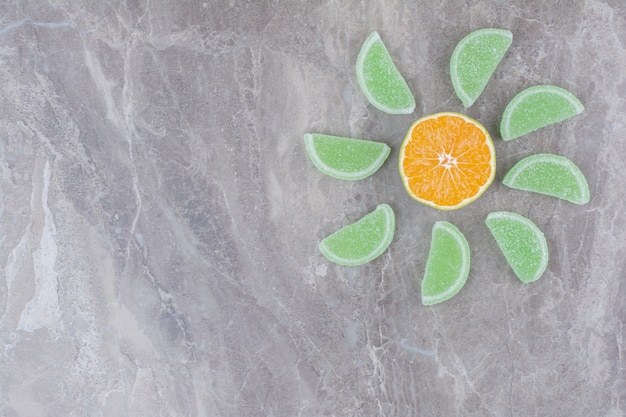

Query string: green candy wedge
304 133 391 180
319 204 395 266
502 153 590 204
486 211 549 283
451 28 513 108
422 221 470 305
356 31 415 115
500 85 584 140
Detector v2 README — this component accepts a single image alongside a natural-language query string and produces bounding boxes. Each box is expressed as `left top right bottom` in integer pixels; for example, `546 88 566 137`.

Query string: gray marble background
0 1 624 416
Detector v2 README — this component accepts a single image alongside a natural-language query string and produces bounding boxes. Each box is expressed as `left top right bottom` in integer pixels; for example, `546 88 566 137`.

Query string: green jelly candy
422 221 470 305
304 133 390 180
486 211 549 283
502 153 590 204
319 204 395 266
451 28 513 107
500 85 584 140
356 31 415 115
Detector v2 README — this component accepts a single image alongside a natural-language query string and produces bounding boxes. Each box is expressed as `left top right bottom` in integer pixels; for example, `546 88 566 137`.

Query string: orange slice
398 112 496 210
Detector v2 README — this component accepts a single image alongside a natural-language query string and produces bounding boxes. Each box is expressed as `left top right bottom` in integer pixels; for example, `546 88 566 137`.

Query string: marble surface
0 1 624 416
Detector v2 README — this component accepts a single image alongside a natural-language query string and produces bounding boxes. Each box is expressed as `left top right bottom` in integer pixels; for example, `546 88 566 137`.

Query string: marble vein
17 161 61 333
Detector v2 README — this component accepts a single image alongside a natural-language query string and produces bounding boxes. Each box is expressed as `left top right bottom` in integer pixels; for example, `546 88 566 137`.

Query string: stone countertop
0 1 624 416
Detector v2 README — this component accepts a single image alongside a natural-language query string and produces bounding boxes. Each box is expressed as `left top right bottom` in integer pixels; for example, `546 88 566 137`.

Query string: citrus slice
356 31 416 115
398 112 496 210
319 204 395 266
303 133 391 180
450 28 513 108
486 211 549 283
502 153 590 204
500 85 584 140
422 221 470 305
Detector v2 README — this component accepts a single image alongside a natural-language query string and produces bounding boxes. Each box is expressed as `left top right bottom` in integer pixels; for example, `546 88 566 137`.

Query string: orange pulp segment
398 112 496 210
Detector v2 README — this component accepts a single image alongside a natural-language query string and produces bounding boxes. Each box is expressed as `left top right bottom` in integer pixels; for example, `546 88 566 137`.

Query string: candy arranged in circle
356 31 416 115
500 85 584 140
308 26 590 309
422 221 470 305
486 211 549 283
304 133 391 180
450 28 513 108
398 112 496 210
502 153 590 204
319 204 395 266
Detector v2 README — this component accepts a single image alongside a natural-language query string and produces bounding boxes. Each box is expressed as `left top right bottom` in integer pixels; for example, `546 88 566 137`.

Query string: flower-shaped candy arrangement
305 29 588 305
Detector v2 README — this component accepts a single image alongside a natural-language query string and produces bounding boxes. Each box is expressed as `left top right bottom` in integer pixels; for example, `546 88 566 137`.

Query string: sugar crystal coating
500 85 584 140
319 204 395 266
356 31 415 114
304 134 391 180
422 221 470 305
502 153 590 204
486 211 548 283
451 28 513 107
